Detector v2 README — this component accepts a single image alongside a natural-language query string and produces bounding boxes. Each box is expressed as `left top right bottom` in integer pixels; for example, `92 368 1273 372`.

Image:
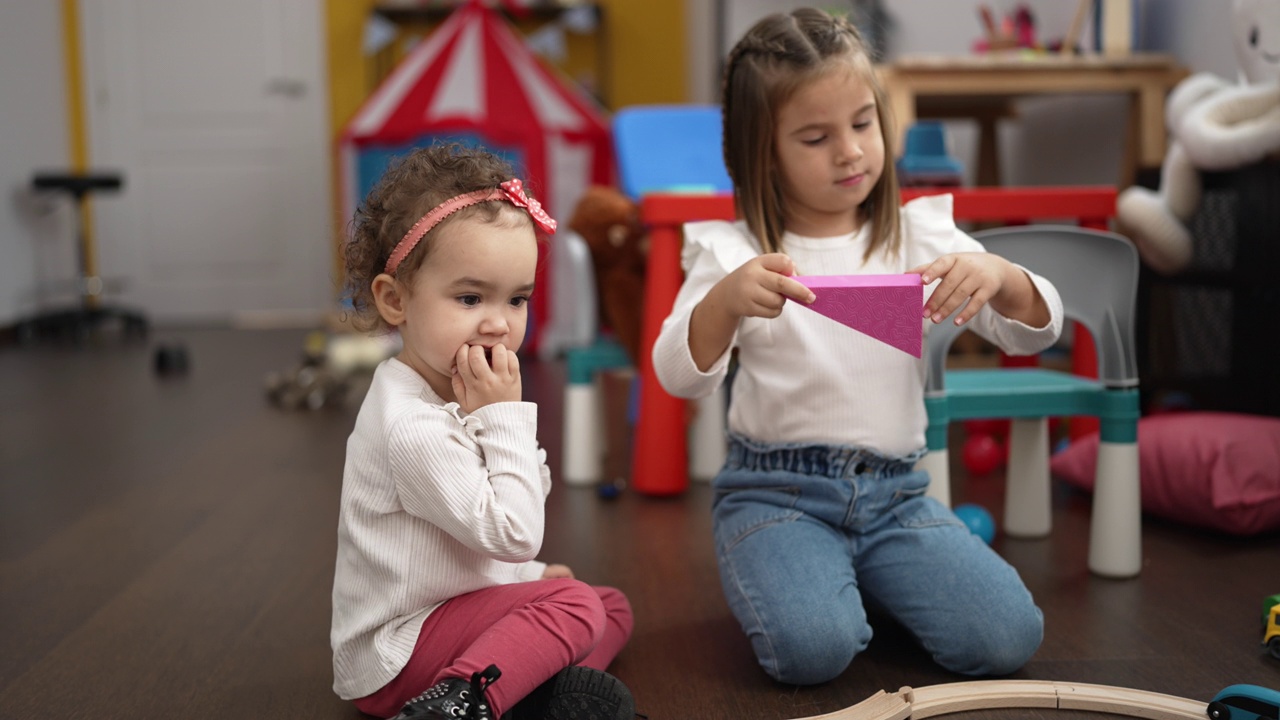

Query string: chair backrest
537 229 598 361
925 224 1139 392
612 104 733 200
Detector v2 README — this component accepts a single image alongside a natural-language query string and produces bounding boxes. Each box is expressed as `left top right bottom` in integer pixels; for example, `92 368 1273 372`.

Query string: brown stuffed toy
567 185 648 364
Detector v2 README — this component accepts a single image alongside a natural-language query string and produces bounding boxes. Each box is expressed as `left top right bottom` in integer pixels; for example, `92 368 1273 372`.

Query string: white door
80 0 332 324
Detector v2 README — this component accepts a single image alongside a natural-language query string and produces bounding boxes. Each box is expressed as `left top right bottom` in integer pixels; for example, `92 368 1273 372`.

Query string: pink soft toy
1117 0 1280 274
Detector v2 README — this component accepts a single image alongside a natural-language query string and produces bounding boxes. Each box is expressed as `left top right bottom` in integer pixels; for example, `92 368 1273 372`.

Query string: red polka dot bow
500 179 557 235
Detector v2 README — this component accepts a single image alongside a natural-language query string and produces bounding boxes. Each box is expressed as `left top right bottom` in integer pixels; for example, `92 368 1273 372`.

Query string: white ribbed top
331 358 550 699
653 194 1064 457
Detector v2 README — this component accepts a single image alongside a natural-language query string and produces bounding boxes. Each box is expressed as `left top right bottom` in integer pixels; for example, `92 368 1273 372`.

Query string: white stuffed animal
1117 0 1280 275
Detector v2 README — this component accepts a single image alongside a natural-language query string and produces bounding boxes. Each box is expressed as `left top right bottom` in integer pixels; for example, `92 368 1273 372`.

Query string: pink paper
794 274 924 357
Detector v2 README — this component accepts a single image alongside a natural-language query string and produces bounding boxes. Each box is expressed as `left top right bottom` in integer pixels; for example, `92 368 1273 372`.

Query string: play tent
339 1 615 348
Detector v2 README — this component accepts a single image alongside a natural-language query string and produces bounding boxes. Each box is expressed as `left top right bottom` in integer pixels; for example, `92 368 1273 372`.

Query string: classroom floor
1 327 1276 720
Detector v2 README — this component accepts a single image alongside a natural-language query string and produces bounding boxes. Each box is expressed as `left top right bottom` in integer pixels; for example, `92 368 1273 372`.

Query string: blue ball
954 503 996 544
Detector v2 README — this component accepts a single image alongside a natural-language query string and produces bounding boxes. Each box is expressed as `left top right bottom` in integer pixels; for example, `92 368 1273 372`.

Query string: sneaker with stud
392 664 501 720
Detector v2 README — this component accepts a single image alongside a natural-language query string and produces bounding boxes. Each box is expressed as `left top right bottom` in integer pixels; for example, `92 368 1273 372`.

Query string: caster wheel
154 344 190 375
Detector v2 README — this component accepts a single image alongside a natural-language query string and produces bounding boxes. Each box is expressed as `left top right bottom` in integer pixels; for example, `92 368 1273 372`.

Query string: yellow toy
1265 603 1280 660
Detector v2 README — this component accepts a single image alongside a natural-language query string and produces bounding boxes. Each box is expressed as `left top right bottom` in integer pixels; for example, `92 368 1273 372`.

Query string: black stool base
15 306 148 345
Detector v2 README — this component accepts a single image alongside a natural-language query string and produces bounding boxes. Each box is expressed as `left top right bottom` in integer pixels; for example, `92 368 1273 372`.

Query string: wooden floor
1 327 1276 720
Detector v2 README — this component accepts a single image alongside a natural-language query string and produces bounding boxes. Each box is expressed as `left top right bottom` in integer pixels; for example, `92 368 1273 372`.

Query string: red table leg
631 222 688 496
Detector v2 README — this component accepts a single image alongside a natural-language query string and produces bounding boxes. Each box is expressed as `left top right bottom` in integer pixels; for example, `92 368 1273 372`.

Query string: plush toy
1117 0 1280 275
568 185 648 364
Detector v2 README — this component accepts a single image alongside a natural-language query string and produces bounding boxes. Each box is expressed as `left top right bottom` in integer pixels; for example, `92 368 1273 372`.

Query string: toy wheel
1269 637 1280 660
305 387 327 411
264 380 284 406
153 344 190 375
1208 701 1231 720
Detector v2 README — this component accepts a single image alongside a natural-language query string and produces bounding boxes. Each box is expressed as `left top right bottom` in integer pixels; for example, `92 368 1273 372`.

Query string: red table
632 186 1117 496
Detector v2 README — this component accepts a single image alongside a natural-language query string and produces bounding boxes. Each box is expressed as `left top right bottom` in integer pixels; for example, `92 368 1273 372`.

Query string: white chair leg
1004 417 1052 538
917 449 951 507
1088 440 1142 578
689 385 727 482
562 382 603 485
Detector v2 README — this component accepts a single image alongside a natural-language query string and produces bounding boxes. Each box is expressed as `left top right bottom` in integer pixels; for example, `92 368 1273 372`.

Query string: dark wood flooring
1 327 1277 720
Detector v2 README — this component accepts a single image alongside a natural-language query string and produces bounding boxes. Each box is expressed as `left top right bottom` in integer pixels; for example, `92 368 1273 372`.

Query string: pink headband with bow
384 178 557 274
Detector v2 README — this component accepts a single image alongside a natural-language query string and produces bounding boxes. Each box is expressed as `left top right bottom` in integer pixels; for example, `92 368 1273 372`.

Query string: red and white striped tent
339 0 614 348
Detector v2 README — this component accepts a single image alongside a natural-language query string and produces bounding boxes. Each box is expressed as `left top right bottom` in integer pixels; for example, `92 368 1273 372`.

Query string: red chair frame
631 186 1117 496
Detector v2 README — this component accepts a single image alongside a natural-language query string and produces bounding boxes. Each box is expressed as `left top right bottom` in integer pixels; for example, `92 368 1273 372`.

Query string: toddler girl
332 144 634 719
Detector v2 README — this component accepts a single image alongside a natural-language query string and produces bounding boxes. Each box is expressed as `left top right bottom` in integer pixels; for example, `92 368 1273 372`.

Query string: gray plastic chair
539 230 598 362
919 225 1142 578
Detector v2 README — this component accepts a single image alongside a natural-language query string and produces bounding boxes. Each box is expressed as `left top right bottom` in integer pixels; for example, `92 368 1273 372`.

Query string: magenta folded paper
794 274 924 357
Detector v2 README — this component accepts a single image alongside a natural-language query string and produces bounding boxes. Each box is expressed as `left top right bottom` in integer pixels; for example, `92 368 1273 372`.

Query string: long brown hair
721 7 901 259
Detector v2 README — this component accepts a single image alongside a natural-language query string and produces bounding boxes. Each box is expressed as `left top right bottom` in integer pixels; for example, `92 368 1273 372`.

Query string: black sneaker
502 666 635 720
392 664 501 720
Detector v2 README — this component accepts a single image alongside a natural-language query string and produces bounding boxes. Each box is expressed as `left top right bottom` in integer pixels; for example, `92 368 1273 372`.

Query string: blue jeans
711 434 1043 685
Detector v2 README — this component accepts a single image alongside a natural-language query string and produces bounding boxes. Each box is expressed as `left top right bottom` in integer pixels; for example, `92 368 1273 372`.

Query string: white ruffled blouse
652 194 1065 457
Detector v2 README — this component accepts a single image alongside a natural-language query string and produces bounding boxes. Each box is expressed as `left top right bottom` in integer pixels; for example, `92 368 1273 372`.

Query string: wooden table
879 53 1189 186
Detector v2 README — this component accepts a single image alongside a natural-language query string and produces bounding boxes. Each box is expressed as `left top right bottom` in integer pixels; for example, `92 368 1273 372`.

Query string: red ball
962 418 1011 439
962 433 1005 477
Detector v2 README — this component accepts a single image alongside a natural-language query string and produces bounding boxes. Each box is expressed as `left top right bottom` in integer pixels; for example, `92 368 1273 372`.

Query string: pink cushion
1050 412 1280 536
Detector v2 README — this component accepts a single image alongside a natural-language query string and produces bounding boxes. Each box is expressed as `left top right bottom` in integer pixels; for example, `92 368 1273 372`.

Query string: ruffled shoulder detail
682 219 762 275
898 193 984 264
900 193 958 246
439 402 485 441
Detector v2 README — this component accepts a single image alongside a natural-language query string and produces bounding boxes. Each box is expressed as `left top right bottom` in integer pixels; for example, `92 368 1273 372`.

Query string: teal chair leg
562 339 632 485
921 395 952 506
1004 418 1052 537
1088 390 1142 578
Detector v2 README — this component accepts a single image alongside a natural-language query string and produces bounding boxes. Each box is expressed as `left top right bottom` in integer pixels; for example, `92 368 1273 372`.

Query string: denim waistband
724 432 925 480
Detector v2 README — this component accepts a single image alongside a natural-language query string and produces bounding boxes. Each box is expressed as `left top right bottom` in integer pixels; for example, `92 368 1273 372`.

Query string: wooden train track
792 680 1207 720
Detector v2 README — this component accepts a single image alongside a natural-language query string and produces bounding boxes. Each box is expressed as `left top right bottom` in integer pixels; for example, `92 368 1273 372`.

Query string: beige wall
0 2 73 326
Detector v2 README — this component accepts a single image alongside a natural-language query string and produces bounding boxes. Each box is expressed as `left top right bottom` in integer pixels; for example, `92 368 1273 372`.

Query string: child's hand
711 253 816 320
910 252 1008 326
452 343 521 413
689 253 814 371
541 563 575 579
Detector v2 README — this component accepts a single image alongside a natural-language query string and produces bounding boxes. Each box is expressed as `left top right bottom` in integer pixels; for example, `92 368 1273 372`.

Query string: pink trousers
354 578 633 719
